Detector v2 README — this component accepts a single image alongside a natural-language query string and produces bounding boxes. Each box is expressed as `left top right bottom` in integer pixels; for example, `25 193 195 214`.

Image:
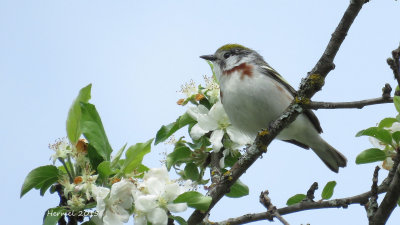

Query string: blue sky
1 0 400 224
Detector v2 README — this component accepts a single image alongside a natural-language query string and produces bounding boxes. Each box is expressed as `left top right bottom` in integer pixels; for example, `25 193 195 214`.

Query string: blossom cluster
369 122 400 170
92 167 188 225
178 76 252 168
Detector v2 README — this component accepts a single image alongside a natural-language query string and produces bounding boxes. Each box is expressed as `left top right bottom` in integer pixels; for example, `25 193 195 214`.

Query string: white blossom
49 138 72 164
133 167 188 225
187 101 252 152
92 179 135 225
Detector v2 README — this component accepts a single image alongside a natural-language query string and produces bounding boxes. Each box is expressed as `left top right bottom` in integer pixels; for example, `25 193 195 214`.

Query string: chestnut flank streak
223 63 253 80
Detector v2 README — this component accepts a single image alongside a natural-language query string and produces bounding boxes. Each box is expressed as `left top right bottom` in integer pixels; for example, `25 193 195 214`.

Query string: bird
200 44 347 172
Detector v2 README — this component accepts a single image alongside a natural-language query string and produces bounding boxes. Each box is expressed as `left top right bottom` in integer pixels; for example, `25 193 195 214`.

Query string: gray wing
260 65 323 134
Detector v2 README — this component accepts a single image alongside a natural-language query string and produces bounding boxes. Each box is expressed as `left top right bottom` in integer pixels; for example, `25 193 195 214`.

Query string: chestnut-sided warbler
200 44 347 172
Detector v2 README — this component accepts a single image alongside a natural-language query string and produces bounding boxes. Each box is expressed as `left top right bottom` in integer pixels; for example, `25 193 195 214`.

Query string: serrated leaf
356 127 392 145
286 194 306 206
166 146 192 170
80 102 113 161
321 181 336 200
111 143 127 168
21 165 59 198
66 84 92 144
184 163 199 181
225 179 249 198
122 139 153 174
169 215 188 225
394 96 400 113
378 118 398 128
356 148 387 164
43 207 67 225
155 113 196 145
174 191 212 211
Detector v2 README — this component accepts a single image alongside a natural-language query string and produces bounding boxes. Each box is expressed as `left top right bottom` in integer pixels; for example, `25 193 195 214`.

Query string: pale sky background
1 0 400 224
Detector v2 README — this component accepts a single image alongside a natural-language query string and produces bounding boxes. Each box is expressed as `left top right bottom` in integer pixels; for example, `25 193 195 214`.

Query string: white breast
219 68 295 139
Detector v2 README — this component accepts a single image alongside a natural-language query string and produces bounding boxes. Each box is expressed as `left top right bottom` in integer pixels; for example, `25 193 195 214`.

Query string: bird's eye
223 52 231 59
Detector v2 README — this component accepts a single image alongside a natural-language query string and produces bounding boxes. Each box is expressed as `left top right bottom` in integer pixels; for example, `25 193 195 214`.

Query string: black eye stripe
223 52 231 59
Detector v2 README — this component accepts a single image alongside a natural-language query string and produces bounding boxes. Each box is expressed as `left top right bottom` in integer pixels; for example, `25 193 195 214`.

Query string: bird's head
200 44 264 79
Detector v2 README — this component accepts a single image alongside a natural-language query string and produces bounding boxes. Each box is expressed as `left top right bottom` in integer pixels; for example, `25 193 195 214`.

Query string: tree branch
306 182 318 202
187 1 366 224
309 97 393 110
259 190 290 225
367 166 380 224
371 148 400 225
387 45 400 89
213 185 388 225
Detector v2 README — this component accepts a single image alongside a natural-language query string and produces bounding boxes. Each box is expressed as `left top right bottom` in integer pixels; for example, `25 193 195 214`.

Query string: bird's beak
200 54 217 61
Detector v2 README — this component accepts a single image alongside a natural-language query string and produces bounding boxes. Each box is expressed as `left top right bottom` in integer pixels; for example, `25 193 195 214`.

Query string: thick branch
309 97 393 110
367 166 380 224
187 1 366 224
387 45 400 88
214 185 388 225
371 148 400 225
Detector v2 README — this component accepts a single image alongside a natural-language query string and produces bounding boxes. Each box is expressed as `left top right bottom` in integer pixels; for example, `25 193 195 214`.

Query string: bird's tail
311 138 347 173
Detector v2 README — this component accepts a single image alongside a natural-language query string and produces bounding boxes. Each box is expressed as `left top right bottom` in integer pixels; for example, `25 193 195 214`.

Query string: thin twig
187 1 366 224
213 185 388 225
387 45 400 89
309 97 393 110
259 190 290 225
306 182 318 202
367 166 380 224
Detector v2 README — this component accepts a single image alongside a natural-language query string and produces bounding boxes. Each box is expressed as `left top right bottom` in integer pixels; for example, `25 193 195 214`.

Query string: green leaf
40 178 58 196
166 146 192 170
111 143 127 168
394 96 400 113
122 139 153 174
286 194 306 206
98 161 114 179
169 215 188 225
225 179 249 198
43 207 67 225
397 197 400 207
184 163 199 181
87 144 104 171
80 102 113 161
81 221 96 225
155 113 196 145
356 127 392 145
66 84 92 144
356 148 387 164
21 165 59 198
321 181 337 200
174 191 212 211
378 118 398 128
392 131 400 145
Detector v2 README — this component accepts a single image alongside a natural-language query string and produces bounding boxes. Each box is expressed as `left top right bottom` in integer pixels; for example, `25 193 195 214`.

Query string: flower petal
147 207 168 225
190 124 208 140
208 101 228 123
198 114 219 131
135 195 158 212
210 129 224 152
134 215 147 225
187 105 209 121
227 126 253 146
167 202 188 213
